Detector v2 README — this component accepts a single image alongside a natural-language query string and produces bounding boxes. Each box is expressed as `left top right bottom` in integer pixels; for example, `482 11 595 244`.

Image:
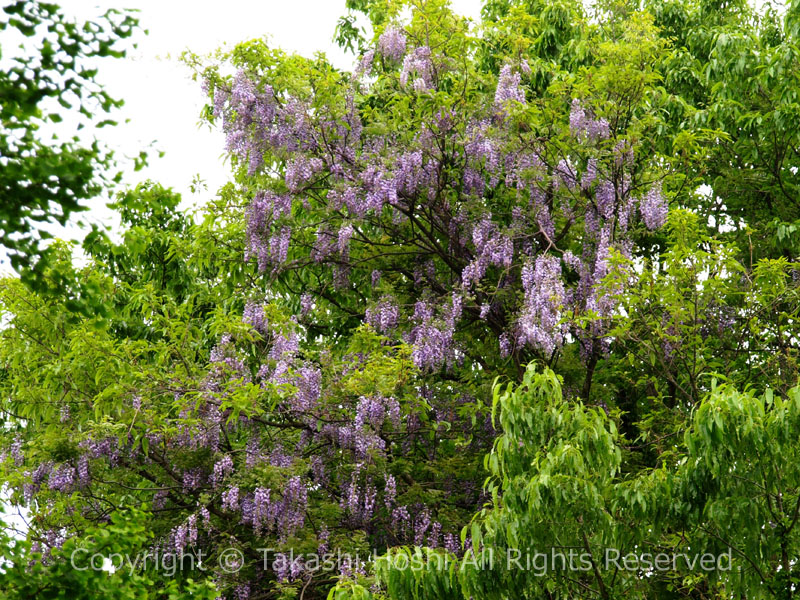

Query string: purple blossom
220 71 277 173
353 429 386 459
277 476 308 538
378 27 407 62
414 508 431 546
495 65 525 108
269 447 294 468
153 489 168 510
338 224 354 258
362 482 378 524
222 486 240 512
243 301 268 335
569 99 586 134
444 533 460 555
562 250 581 271
10 436 23 466
395 150 424 195
462 217 513 289
300 293 314 316
31 462 52 486
408 314 454 371
48 464 75 492
244 190 295 272
365 297 399 333
587 117 610 140
212 455 234 487
199 507 211 528
293 366 321 411
290 555 304 579
569 99 610 141
182 468 203 492
554 159 577 190
23 483 37 504
318 525 330 555
245 436 263 468
270 226 291 266
581 158 598 190
173 524 187 553
273 554 289 581
240 496 255 526
595 180 616 220
614 140 634 167
385 474 397 508
640 184 668 230
187 514 198 545
209 334 249 378
269 330 299 361
253 487 272 536
311 226 337 262
211 84 228 119
392 505 411 534
428 521 442 548
285 156 323 192
356 49 375 76
384 397 401 428
355 396 386 429
77 455 90 487
499 332 512 358
311 456 327 485
400 47 434 90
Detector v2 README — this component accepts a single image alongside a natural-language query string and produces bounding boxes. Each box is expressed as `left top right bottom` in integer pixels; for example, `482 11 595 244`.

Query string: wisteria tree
2 0 800 599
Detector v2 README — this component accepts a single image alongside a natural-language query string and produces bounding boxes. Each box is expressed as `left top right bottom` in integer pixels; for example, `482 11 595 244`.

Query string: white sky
0 0 483 270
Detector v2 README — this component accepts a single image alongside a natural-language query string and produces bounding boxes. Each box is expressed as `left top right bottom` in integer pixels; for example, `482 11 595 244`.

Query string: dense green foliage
0 508 217 599
2 0 800 599
378 366 800 599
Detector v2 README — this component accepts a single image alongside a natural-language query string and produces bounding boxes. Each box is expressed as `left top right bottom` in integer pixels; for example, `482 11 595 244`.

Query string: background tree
377 366 800 599
0 0 140 289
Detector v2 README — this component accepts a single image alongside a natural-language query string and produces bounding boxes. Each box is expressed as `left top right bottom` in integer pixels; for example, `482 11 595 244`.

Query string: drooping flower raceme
640 184 668 230
516 256 567 355
378 26 406 62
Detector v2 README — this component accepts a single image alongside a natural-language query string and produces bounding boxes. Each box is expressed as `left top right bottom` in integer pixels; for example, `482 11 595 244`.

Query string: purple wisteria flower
243 301 268 335
378 26 406 62
365 297 399 333
495 64 525 108
640 185 668 230
569 99 610 141
400 47 434 90
515 256 568 355
222 486 240 512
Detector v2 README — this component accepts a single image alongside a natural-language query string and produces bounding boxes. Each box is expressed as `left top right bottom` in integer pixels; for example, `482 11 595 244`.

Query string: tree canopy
2 0 800 599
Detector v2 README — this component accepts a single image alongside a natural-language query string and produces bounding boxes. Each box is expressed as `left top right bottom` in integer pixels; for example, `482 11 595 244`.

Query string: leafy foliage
0 508 218 599
2 1 800 599
0 1 139 287
377 367 800 599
